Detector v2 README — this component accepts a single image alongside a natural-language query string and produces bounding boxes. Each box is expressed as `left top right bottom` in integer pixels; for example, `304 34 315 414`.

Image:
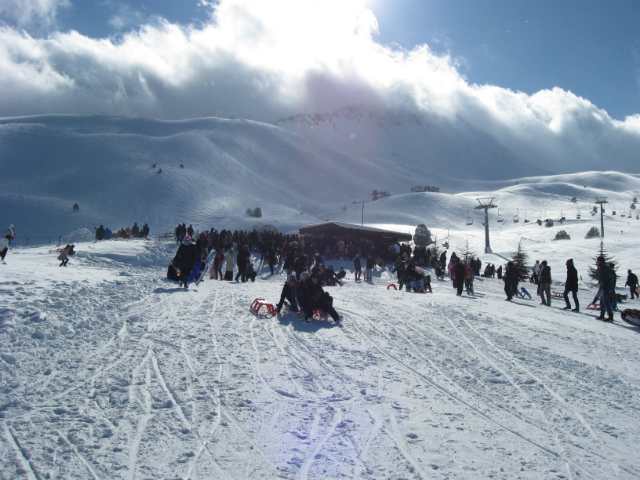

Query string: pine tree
413 224 433 247
459 238 476 264
587 241 618 280
511 240 530 282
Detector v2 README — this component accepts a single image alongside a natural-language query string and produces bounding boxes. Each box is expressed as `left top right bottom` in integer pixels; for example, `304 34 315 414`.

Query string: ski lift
466 210 473 226
621 207 626 218
544 210 549 222
537 211 542 225
497 209 504 223
612 204 617 215
576 206 581 219
442 229 450 249
591 206 596 216
560 210 566 221
524 209 530 223
513 209 519 223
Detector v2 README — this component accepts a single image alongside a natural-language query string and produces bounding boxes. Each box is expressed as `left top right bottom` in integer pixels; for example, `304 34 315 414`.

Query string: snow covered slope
1 114 639 243
1 236 640 479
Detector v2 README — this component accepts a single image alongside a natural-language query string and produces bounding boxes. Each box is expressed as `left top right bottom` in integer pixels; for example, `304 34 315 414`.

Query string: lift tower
595 197 608 238
475 198 497 253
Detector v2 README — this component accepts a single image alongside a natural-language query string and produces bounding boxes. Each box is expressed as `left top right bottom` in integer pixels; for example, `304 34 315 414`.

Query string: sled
519 287 532 299
620 309 640 327
387 283 398 290
587 302 600 310
552 291 564 298
250 298 277 316
185 261 207 286
297 309 328 321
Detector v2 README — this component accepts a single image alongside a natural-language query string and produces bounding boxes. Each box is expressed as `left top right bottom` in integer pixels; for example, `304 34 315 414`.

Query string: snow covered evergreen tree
413 224 433 247
459 238 476 264
587 241 618 280
511 240 530 282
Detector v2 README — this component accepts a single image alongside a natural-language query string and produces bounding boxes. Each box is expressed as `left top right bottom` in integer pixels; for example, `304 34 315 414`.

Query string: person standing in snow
538 260 552 306
503 261 518 301
625 269 638 300
532 260 541 285
563 259 579 312
354 254 362 282
224 248 235 281
365 254 375 282
235 245 250 282
454 258 466 296
595 256 615 322
6 224 15 248
131 223 140 237
95 225 106 241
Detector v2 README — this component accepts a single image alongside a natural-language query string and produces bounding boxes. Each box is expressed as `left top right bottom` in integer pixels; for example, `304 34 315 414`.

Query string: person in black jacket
173 235 199 288
625 269 639 299
454 259 467 296
503 261 518 301
392 259 407 290
301 274 342 323
365 254 375 282
354 254 362 281
596 256 615 321
235 245 250 282
275 275 298 312
538 260 552 306
293 254 308 281
96 225 106 241
131 223 140 237
563 259 579 311
283 249 296 276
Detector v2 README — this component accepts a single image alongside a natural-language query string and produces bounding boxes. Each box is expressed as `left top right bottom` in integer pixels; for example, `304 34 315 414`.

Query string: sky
1 0 640 172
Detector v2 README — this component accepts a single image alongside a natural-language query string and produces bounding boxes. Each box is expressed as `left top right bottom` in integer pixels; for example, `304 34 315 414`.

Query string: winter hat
597 255 605 263
566 259 573 265
300 272 310 280
183 235 192 242
287 274 296 283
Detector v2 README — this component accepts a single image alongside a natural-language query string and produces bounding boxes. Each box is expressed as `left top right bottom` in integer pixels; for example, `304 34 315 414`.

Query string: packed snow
2 211 640 479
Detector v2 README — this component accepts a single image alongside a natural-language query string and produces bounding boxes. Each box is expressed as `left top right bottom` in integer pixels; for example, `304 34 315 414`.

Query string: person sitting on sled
324 265 343 286
301 273 342 323
275 275 298 312
336 266 346 280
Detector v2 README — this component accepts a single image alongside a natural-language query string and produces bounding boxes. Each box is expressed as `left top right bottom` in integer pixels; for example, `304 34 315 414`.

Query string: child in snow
57 244 75 267
246 263 257 282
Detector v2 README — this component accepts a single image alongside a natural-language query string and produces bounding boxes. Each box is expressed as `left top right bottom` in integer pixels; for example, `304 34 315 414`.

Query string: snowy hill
1 234 640 479
1 114 639 244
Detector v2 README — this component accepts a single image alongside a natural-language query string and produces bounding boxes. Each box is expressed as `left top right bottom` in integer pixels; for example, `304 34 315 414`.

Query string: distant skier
625 269 638 299
563 259 579 312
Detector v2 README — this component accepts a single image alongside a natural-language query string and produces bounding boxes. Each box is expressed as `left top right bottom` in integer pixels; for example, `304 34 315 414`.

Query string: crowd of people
95 223 149 240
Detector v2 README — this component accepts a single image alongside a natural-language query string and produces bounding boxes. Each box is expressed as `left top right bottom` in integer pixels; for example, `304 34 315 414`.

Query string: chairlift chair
576 206 581 219
524 209 529 223
466 210 473 226
612 204 617 215
442 229 450 248
560 210 566 221
513 208 519 223
621 207 626 218
497 209 504 223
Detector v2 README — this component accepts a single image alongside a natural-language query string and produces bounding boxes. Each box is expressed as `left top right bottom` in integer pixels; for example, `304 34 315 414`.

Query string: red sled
387 284 397 290
621 309 640 327
250 298 276 316
552 291 564 298
298 309 328 320
587 302 600 310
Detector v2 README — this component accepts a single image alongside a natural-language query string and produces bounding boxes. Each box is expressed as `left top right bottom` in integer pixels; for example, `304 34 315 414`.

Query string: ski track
2 241 640 479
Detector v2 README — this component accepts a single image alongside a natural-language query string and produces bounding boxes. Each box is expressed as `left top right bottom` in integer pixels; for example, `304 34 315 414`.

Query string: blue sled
519 287 532 299
186 260 207 286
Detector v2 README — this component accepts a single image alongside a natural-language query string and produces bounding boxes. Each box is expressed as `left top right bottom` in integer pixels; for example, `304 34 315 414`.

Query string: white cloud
0 0 638 172
0 0 69 27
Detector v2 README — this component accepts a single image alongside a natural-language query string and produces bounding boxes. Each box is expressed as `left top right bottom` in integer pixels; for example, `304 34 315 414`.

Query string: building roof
298 222 413 242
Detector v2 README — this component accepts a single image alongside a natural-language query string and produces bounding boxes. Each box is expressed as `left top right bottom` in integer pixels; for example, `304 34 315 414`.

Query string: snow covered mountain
1 114 639 242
